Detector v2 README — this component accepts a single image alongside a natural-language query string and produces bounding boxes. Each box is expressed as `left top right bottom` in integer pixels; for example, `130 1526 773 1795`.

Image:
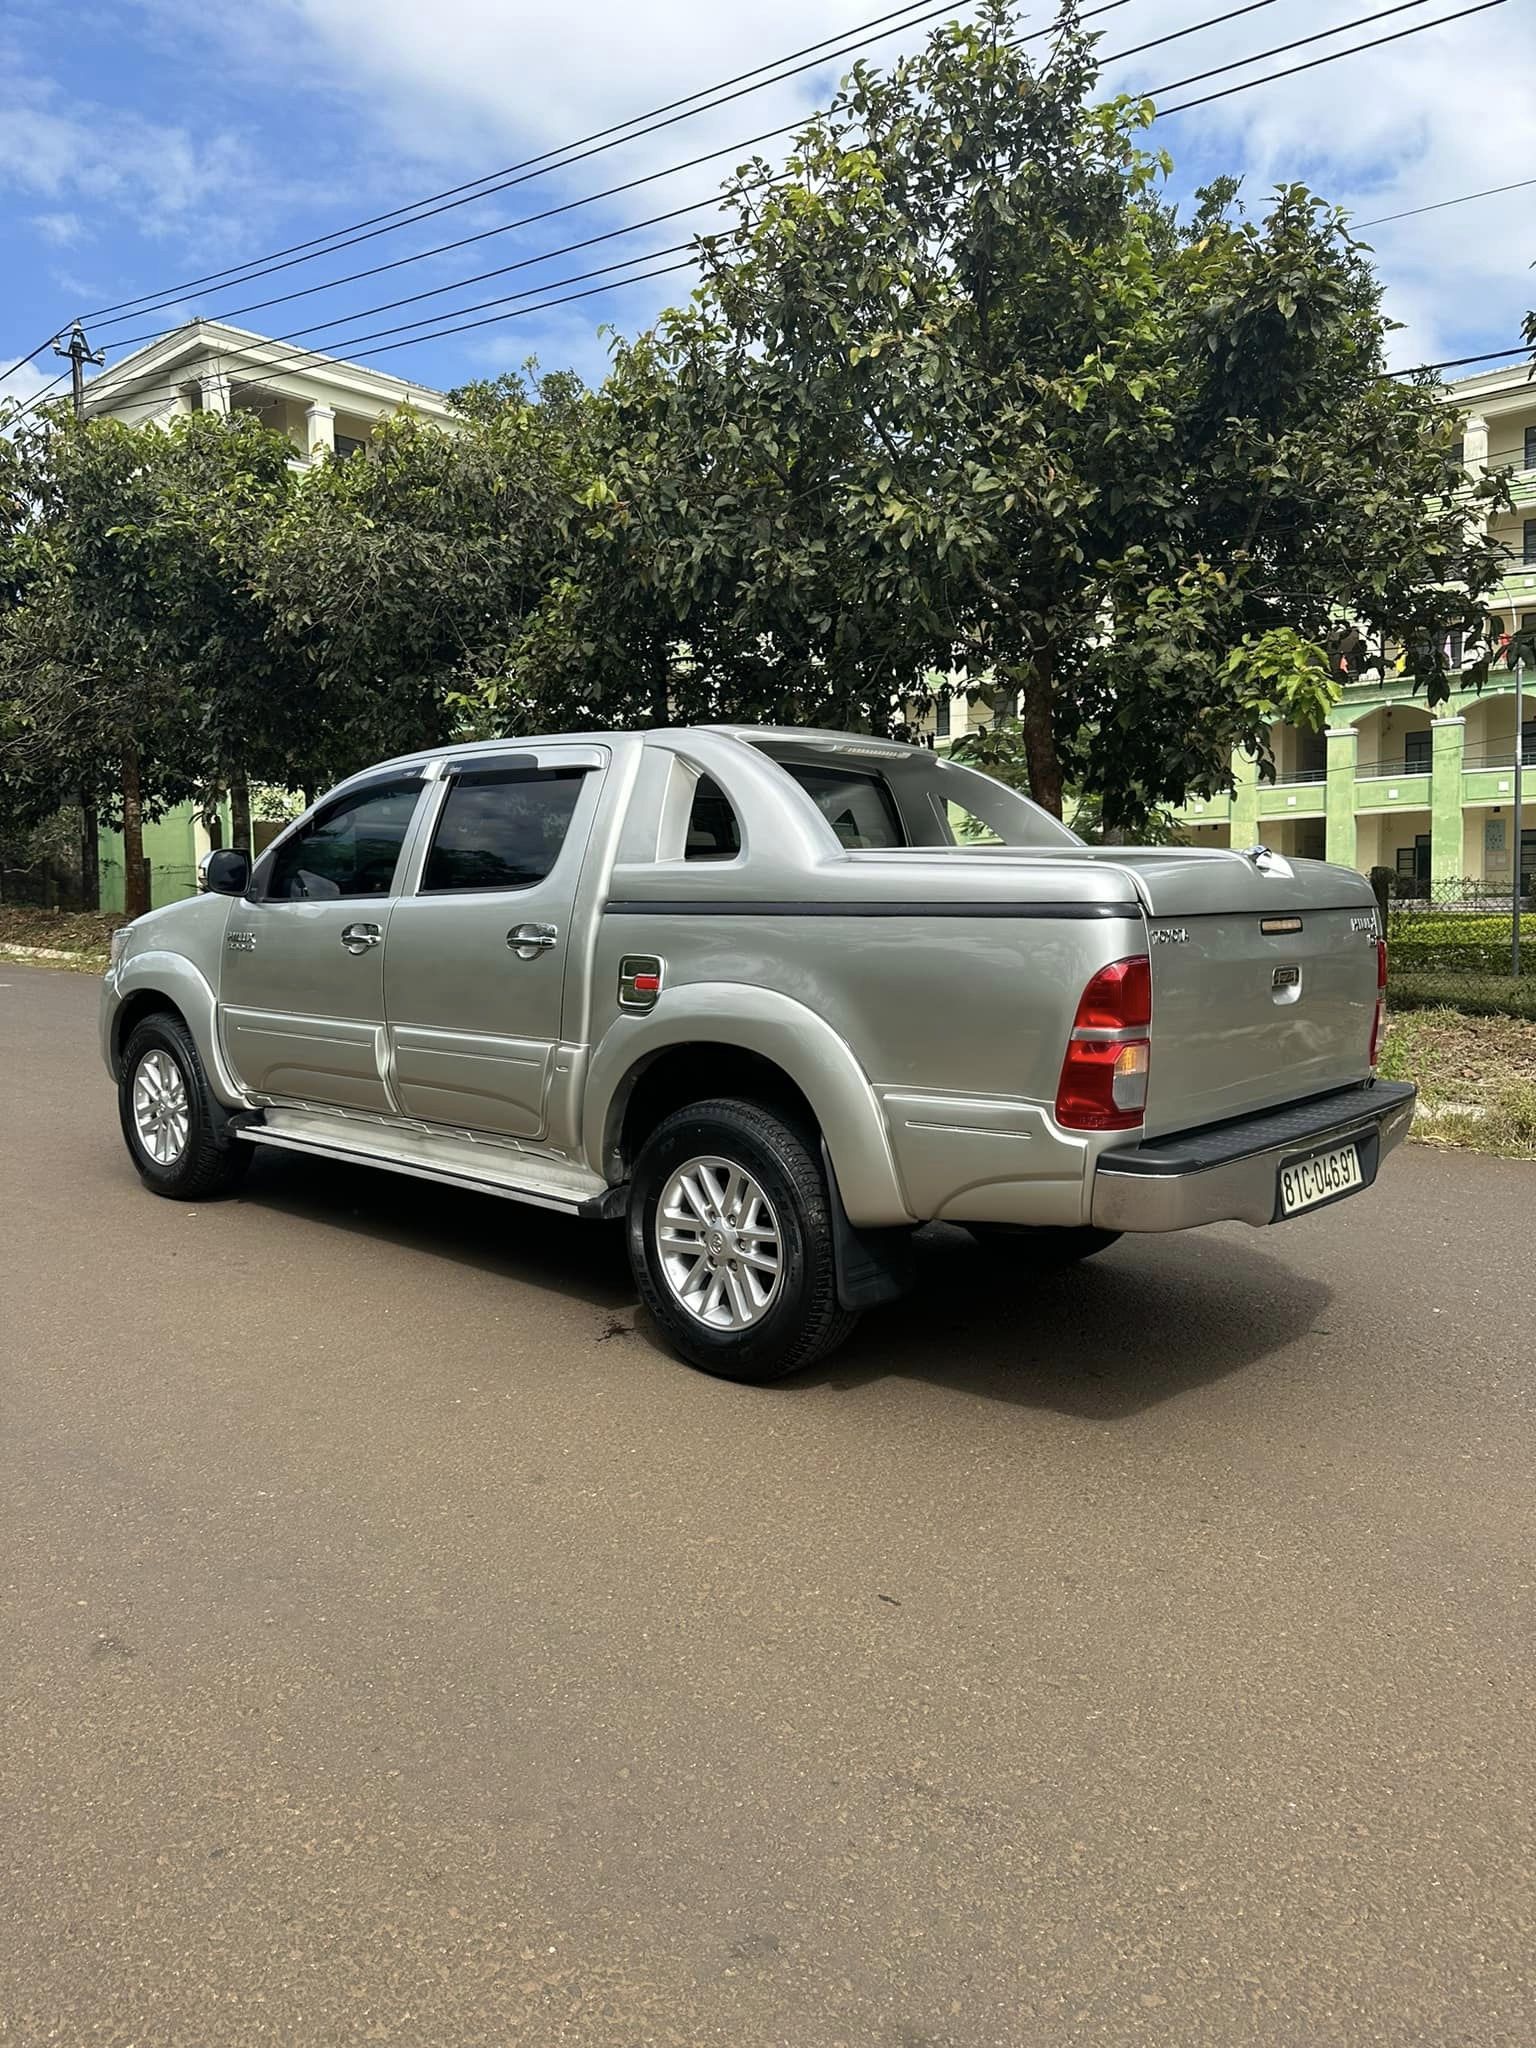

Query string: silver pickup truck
102 726 1414 1380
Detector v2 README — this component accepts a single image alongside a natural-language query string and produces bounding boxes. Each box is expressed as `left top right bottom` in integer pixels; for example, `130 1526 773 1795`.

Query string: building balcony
1352 769 1431 809
1258 781 1326 820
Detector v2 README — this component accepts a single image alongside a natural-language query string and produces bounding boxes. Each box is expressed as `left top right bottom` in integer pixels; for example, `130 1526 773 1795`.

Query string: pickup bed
102 725 1415 1380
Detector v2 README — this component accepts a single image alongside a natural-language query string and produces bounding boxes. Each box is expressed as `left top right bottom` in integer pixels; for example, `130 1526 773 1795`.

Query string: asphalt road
2 962 1533 2048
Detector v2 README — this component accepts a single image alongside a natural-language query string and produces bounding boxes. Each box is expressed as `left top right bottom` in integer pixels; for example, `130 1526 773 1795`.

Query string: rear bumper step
1091 1081 1416 1233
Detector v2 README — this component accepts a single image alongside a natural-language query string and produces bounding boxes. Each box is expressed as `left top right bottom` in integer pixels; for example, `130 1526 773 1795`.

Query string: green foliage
2 2 1514 854
481 0 1504 826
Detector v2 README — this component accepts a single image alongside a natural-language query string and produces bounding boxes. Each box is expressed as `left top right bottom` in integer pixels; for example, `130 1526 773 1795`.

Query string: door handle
507 922 559 961
340 922 382 954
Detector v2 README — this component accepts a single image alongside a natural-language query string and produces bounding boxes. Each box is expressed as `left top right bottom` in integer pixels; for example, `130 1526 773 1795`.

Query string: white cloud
21 0 1532 389
1101 0 1536 369
0 65 256 226
32 208 85 246
184 0 1536 376
0 357 62 415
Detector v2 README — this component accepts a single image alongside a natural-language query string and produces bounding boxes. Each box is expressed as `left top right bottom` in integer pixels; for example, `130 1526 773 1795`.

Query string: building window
1445 629 1464 670
1524 519 1536 565
334 433 367 461
935 693 951 739
1403 730 1431 772
1525 425 1536 471
1446 437 1464 470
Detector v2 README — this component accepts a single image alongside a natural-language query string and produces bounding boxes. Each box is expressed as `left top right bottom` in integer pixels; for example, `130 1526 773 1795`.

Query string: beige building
81 316 459 461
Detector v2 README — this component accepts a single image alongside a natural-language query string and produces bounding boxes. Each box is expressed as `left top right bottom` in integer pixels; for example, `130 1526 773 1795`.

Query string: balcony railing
1267 766 1327 785
1463 740 1536 771
1356 757 1432 779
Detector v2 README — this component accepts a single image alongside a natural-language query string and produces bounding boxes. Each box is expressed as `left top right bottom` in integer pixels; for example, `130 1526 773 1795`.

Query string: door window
422 767 587 893
263 778 423 901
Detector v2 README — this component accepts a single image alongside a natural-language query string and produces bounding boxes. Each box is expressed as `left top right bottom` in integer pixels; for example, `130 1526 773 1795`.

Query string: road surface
2 963 1532 2046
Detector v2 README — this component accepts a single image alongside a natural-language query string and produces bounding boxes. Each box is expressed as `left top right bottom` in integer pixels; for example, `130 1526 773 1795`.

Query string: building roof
80 317 458 425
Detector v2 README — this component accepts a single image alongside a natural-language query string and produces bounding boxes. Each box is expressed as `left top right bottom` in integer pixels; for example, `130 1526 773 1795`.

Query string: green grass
0 907 122 973
1389 971 1536 1020
1380 1007 1536 1158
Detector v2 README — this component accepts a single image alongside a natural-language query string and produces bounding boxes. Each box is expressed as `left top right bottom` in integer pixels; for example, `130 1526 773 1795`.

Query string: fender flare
112 951 247 1109
584 983 913 1227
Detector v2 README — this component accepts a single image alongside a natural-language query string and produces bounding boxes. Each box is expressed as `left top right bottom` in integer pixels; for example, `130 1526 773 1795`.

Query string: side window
263 778 423 901
422 768 586 893
780 761 906 850
685 775 742 861
936 796 1004 846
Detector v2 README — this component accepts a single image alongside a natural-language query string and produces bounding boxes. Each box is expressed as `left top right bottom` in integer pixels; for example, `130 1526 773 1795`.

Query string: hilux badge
1150 925 1189 945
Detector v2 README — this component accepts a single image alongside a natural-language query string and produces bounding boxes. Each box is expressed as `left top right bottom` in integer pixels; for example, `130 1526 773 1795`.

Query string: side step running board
234 1123 625 1220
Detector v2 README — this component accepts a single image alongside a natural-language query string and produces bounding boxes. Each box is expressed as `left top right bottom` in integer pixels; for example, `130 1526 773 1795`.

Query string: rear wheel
627 1097 859 1382
118 1013 249 1201
966 1223 1121 1265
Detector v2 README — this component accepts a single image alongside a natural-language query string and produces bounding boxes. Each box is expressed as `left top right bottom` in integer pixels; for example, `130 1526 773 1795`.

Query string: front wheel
627 1097 860 1383
118 1012 249 1201
966 1223 1121 1265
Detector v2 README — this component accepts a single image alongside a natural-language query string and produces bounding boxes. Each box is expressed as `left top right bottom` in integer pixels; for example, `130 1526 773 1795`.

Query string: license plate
1278 1142 1363 1216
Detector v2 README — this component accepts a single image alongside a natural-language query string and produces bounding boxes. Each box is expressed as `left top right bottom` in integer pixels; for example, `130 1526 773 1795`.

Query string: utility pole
53 323 107 911
52 320 104 421
1515 657 1525 980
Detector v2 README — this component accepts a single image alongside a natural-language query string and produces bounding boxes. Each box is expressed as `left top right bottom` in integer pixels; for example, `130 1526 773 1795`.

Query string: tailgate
1096 848 1380 1137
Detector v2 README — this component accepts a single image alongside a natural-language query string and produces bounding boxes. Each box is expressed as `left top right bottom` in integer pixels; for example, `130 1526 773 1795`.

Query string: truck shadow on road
239 1157 1329 1420
808 1225 1333 1418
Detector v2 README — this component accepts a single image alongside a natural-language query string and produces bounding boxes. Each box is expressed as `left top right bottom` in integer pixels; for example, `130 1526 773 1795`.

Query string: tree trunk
79 789 100 913
201 784 224 853
230 778 252 861
121 746 149 920
1020 651 1064 818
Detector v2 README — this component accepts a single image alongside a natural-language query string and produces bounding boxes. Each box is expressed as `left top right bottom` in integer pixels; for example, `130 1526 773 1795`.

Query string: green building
1170 361 1536 895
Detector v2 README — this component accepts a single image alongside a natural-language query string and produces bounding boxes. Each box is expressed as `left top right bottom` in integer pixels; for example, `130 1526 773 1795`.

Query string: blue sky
3 0 1534 411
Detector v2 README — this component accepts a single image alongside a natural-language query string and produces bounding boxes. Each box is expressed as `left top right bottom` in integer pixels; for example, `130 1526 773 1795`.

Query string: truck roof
370 724 919 775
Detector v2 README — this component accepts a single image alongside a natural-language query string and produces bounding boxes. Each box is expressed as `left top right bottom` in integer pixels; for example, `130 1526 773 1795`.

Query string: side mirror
201 847 251 896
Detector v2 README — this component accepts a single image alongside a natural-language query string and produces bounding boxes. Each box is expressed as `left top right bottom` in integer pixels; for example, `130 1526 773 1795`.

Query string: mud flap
822 1143 914 1310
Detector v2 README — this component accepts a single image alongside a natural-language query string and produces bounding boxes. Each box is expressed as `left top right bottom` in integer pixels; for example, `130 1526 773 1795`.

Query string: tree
0 409 302 912
531 1 1507 826
264 372 591 760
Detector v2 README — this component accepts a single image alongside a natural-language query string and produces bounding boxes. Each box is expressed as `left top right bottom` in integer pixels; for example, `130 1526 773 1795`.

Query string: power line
1145 0 1447 98
79 0 958 325
80 0 1280 374
25 0 1516 423
1356 176 1536 230
86 0 989 340
75 260 701 425
0 329 69 391
101 189 756 358
81 0 1147 365
1157 0 1505 114
1389 344 1529 376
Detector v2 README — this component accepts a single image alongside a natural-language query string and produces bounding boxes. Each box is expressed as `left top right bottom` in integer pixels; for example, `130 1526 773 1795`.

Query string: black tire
965 1223 1122 1265
118 1011 250 1201
627 1097 860 1383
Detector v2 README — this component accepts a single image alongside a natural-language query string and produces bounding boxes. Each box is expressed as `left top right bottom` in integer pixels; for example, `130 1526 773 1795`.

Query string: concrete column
1430 716 1466 887
1325 725 1358 870
198 373 231 417
1463 412 1488 477
1230 750 1260 848
305 402 336 461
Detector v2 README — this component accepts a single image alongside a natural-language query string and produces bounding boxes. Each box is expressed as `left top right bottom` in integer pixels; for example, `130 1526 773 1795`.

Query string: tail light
1055 956 1152 1131
1369 937 1388 1068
